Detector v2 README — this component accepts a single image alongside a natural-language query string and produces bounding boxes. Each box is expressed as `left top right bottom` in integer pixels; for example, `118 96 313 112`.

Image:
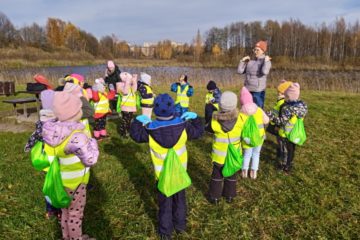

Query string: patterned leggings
61 184 87 240
118 111 134 136
94 116 107 131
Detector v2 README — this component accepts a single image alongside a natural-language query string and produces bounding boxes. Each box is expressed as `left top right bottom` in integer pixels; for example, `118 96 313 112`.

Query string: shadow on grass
84 173 113 239
261 136 280 169
103 137 158 228
186 134 213 198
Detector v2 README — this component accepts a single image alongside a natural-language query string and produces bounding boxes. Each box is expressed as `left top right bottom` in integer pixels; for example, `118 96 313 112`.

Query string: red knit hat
34 74 53 89
255 41 267 52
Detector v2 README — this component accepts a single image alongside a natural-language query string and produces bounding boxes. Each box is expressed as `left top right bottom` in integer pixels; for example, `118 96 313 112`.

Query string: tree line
0 11 359 66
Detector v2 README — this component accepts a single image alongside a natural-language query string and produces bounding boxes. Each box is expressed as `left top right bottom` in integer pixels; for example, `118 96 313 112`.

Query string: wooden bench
3 97 38 117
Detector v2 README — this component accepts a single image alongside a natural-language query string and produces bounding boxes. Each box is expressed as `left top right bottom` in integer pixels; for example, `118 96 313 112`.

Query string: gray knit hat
219 91 238 112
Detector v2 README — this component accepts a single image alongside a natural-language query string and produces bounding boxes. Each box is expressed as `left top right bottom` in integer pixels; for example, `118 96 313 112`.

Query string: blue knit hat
154 93 175 118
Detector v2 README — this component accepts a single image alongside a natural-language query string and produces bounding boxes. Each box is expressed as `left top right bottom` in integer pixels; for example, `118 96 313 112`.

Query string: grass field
0 86 359 239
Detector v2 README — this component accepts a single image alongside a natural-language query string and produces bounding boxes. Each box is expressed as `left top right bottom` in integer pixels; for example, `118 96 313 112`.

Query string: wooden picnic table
16 90 42 114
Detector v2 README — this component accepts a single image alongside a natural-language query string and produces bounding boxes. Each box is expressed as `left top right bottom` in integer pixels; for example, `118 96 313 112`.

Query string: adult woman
237 41 271 108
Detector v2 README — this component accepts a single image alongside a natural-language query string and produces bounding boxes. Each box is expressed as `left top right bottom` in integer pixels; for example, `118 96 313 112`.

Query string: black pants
109 98 118 113
118 111 134 136
205 103 217 125
94 116 107 131
279 137 296 171
157 189 187 236
208 163 237 199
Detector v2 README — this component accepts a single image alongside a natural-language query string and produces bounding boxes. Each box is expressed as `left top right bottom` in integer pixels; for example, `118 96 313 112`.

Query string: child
117 72 137 137
42 91 99 240
170 74 194 116
91 78 116 140
205 91 245 204
64 82 94 138
24 90 61 219
239 87 269 179
130 93 203 239
267 83 308 174
266 80 293 166
137 72 155 118
204 80 221 125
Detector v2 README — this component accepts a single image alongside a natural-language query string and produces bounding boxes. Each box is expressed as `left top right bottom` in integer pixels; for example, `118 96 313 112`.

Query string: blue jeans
242 145 262 171
250 91 265 109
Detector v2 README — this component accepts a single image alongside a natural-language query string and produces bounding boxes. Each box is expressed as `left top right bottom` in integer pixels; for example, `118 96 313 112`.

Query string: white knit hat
140 72 151 85
219 91 238 112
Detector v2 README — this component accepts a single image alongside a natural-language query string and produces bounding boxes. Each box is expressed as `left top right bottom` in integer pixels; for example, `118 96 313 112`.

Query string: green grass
0 87 359 239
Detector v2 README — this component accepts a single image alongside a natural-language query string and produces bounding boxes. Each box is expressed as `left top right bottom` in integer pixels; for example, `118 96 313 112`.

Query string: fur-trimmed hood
213 108 239 121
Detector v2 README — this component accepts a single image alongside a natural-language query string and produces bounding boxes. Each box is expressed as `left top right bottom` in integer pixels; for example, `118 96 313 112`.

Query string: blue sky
1 0 359 44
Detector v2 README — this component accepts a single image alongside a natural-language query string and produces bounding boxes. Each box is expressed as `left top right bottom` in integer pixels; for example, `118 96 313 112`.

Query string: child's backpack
31 141 51 171
286 117 306 146
157 148 192 197
222 140 243 177
42 156 72 208
136 91 142 111
242 115 263 147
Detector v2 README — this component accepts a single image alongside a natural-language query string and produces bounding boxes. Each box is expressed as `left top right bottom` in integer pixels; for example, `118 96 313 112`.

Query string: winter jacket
170 82 194 97
91 89 116 118
267 100 308 128
237 55 271 92
104 65 121 86
130 116 203 145
137 81 154 108
24 109 57 152
117 77 137 112
42 121 99 167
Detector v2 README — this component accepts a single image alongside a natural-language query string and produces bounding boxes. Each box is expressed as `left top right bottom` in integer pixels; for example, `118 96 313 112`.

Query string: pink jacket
116 76 137 112
42 121 99 167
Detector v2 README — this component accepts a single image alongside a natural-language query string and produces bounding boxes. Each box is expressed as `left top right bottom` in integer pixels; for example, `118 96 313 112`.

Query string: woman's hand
241 56 250 62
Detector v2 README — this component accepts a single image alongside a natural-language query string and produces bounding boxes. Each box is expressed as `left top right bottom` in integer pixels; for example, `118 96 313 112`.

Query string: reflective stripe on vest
94 93 110 114
242 107 266 149
279 115 298 138
149 130 188 179
44 130 90 190
121 89 137 107
141 85 154 105
80 118 91 138
175 85 190 108
211 113 245 164
205 92 219 110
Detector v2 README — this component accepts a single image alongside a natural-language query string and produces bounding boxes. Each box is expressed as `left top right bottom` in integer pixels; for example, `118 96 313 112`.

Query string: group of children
26 68 307 239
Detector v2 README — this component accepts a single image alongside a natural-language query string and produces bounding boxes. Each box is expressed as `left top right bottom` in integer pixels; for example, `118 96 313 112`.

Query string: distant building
141 42 156 57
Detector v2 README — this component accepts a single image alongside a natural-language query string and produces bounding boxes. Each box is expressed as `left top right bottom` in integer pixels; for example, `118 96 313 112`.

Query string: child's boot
100 129 109 138
93 131 101 140
241 169 248 178
250 170 257 179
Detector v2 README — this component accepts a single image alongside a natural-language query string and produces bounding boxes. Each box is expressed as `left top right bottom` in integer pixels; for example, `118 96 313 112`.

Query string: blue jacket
170 82 194 97
130 116 203 148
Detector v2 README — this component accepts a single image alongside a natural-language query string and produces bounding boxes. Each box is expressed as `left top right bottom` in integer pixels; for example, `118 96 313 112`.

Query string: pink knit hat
285 83 300 101
40 90 55 110
52 91 82 121
120 72 133 82
240 87 253 106
107 60 115 70
70 73 85 83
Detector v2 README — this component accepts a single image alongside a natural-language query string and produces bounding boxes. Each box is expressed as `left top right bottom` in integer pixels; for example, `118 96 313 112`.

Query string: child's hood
240 103 258 115
42 121 85 147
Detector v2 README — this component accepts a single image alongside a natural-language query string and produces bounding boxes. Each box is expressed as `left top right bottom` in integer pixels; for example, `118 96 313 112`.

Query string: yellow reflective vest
279 115 298 138
94 92 110 114
205 92 219 110
80 118 92 138
270 98 285 125
211 113 245 164
241 107 266 149
44 130 90 190
175 85 190 108
141 85 154 106
121 88 137 108
149 130 188 179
